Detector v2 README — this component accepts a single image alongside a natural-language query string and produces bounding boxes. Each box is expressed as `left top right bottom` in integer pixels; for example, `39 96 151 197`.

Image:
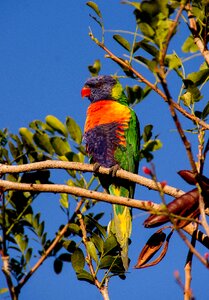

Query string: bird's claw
93 162 101 176
109 164 120 177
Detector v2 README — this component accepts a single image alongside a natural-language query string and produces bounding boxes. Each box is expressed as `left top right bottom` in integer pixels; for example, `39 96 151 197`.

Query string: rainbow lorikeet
81 75 140 270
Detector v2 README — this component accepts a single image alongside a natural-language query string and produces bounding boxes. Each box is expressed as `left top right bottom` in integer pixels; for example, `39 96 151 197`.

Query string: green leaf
181 79 203 106
202 102 209 119
143 139 162 152
71 248 85 272
19 127 35 148
139 23 155 38
68 223 81 235
143 124 153 142
66 117 82 144
37 221 45 236
134 56 157 72
50 137 71 156
84 215 106 237
126 85 144 105
182 35 199 53
63 240 76 253
45 115 68 137
86 1 102 18
76 270 94 284
59 193 69 209
165 53 182 70
86 241 98 263
88 59 101 77
33 132 54 154
14 234 28 253
25 248 32 264
103 234 119 256
0 288 8 294
187 69 209 87
99 255 124 273
113 35 131 51
140 40 159 57
91 234 104 254
122 1 141 10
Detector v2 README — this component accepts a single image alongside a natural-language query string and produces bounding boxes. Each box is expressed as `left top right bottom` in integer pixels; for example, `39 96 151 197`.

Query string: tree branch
0 160 183 198
187 3 209 65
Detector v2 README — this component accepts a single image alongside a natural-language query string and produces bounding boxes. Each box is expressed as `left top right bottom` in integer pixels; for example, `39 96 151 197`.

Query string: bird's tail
108 185 132 270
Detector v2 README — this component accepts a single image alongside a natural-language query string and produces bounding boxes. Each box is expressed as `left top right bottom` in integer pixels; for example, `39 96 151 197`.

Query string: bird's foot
93 162 101 176
109 164 120 177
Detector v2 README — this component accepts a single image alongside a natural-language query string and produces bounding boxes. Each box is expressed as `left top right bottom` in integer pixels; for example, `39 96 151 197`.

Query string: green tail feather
108 185 132 270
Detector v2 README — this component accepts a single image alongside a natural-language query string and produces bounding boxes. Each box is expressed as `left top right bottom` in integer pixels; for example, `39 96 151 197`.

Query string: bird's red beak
81 86 91 98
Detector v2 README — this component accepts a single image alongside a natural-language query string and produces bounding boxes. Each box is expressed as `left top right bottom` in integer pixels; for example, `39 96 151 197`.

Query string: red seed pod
144 188 200 228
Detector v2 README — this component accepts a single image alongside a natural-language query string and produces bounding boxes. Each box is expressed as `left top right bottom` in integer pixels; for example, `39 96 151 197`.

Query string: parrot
81 75 140 270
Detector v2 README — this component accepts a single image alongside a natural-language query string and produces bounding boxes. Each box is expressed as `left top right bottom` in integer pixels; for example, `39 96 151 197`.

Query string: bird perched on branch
81 75 140 270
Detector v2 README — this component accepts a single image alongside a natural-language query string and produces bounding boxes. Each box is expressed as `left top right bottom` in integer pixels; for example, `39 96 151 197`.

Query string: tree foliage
1 1 209 299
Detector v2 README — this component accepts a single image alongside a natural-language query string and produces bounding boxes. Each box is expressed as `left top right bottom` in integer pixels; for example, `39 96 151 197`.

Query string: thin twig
77 211 110 299
157 72 197 176
160 2 187 66
177 228 209 268
184 224 197 300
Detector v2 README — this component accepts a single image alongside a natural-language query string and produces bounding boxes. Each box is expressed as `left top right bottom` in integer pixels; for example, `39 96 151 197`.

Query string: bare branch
0 160 184 198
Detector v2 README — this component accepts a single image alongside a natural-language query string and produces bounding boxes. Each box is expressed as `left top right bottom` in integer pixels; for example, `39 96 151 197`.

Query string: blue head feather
83 75 119 102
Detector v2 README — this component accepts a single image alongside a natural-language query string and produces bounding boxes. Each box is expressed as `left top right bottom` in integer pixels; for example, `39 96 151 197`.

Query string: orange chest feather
84 100 131 133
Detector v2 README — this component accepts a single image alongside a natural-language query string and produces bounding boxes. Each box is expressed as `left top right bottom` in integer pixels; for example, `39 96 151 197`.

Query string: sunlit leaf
86 1 102 18
113 35 131 51
50 137 71 156
45 115 68 137
86 241 98 263
33 132 54 154
66 117 82 144
0 288 8 294
59 193 69 209
88 59 101 77
182 35 199 53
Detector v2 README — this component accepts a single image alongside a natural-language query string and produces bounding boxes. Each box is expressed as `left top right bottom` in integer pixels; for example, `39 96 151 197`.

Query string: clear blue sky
0 1 209 299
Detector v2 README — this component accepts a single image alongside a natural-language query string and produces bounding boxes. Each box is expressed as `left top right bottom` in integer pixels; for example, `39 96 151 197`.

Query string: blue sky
0 1 209 299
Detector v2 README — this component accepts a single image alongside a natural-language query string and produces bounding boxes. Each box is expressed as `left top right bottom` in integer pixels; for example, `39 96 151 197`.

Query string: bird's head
81 75 124 103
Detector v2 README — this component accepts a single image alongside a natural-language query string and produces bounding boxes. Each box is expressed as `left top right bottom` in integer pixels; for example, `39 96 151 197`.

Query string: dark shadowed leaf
76 270 94 284
71 248 85 272
54 257 63 274
103 234 119 256
63 240 77 253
